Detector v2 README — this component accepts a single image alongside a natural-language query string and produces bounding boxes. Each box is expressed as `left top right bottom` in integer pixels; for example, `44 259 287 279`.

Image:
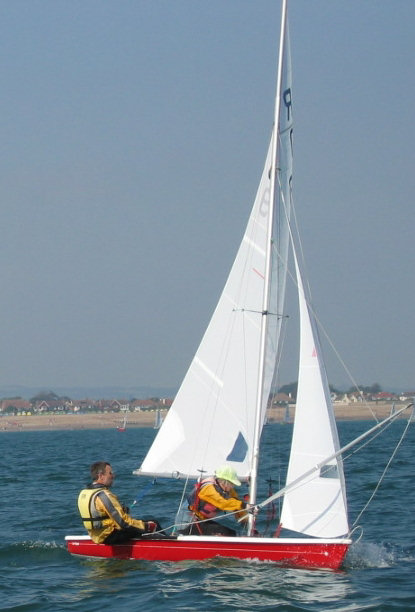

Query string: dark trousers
104 520 163 545
180 519 236 537
104 526 145 545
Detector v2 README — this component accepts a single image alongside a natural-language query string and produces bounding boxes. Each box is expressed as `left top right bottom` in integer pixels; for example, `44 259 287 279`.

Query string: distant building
372 392 398 402
0 398 32 413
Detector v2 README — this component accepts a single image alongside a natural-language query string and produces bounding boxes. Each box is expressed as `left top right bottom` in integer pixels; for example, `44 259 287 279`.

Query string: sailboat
153 409 163 429
117 415 127 432
283 404 292 424
66 0 411 569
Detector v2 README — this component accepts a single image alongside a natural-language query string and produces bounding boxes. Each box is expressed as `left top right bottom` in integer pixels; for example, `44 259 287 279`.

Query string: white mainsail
136 5 293 485
137 140 277 480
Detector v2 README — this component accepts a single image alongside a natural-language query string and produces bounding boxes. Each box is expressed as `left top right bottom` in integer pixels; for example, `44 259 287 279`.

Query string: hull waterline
65 535 350 570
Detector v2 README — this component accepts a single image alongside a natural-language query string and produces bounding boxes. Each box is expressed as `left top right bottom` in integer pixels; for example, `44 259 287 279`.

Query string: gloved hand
246 504 260 515
145 520 157 533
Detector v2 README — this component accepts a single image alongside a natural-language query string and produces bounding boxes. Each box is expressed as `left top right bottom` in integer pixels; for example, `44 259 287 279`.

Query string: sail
154 409 163 429
136 3 292 484
136 142 274 480
279 250 349 537
267 19 293 410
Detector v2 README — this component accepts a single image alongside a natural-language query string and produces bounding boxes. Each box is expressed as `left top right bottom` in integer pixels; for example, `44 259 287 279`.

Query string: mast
248 0 288 533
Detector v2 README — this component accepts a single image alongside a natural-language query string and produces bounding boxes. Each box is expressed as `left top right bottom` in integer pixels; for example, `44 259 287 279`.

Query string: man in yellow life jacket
78 461 162 545
184 464 256 536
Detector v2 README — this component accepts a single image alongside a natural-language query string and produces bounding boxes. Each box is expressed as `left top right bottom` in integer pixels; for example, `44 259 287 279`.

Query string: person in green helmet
183 464 255 536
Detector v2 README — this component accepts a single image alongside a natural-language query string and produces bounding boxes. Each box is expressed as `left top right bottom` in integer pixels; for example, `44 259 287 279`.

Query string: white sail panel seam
242 235 266 258
193 357 224 388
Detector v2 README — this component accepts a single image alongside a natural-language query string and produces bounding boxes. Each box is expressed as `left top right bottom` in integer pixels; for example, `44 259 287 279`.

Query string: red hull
65 535 350 570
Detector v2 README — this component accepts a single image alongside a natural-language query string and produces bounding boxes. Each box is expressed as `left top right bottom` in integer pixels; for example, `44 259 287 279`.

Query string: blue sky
0 0 414 393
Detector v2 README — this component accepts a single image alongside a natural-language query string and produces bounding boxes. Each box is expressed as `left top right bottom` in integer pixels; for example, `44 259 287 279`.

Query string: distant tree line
278 382 383 399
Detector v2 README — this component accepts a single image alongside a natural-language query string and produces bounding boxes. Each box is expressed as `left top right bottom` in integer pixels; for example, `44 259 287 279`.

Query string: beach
0 402 409 432
0 410 161 432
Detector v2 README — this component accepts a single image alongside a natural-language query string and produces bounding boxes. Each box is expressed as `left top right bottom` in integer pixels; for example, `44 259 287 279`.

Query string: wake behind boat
66 0 412 569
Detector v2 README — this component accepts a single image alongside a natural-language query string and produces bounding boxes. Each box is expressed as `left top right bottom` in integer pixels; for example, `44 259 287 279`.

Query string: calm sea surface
2 421 414 611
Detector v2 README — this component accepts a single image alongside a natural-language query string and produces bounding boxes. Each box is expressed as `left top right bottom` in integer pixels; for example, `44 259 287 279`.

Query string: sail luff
249 0 289 522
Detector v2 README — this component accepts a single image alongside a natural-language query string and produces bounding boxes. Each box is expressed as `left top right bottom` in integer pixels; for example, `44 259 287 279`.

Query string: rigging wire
282 163 378 421
131 478 156 507
350 407 414 531
257 404 412 510
165 409 413 536
171 473 192 535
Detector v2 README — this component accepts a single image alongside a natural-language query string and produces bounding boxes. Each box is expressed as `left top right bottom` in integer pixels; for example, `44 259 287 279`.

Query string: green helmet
215 465 241 486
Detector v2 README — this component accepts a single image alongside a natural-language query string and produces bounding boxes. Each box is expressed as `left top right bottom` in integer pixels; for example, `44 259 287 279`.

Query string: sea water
1 421 414 611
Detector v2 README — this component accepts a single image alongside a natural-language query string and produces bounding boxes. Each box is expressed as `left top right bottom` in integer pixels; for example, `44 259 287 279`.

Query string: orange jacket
189 477 247 522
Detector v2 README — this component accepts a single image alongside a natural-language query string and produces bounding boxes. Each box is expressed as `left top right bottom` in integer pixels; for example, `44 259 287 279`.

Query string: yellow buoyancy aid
78 487 107 531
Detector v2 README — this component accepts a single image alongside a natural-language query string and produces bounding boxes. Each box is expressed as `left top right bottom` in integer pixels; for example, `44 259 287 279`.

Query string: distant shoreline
0 411 162 432
270 402 411 423
0 402 411 432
